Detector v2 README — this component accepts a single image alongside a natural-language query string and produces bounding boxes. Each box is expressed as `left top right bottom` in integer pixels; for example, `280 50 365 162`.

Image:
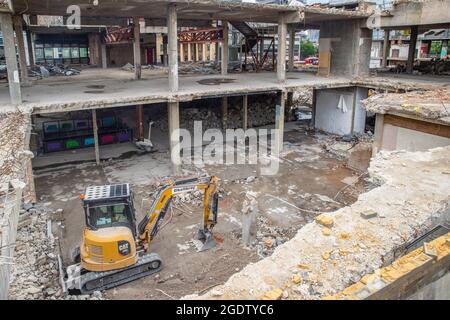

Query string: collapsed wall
187 146 450 299
0 111 33 299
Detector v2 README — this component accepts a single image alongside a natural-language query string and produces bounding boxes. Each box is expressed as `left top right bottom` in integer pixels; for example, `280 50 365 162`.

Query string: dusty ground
33 122 371 299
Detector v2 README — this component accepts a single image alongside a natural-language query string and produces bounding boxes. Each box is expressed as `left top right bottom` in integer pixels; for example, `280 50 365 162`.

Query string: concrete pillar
221 20 229 76
12 16 29 86
202 43 207 62
92 109 100 165
373 113 384 156
259 38 264 62
101 43 107 69
243 95 248 130
288 28 295 72
167 4 178 92
136 105 144 141
195 43 200 62
406 25 418 74
222 97 228 129
88 33 103 66
133 17 142 80
382 29 390 68
319 20 372 76
208 44 212 61
187 43 192 61
168 102 180 174
311 88 317 129
0 13 22 105
275 91 286 154
215 41 219 62
277 14 287 83
26 28 35 66
179 43 184 62
163 42 168 67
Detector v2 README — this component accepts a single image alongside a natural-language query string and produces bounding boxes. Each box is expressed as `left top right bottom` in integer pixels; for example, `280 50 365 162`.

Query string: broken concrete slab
186 146 450 300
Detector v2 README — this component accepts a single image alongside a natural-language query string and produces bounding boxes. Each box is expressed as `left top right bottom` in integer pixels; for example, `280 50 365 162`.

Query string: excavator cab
66 176 219 294
78 184 140 273
83 184 137 238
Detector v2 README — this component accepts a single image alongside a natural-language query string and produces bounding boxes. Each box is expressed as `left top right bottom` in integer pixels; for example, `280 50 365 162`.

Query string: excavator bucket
196 229 216 252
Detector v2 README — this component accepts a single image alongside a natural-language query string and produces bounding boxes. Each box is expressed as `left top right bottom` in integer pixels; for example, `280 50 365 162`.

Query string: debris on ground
122 63 164 72
29 64 81 79
179 61 219 75
8 204 104 300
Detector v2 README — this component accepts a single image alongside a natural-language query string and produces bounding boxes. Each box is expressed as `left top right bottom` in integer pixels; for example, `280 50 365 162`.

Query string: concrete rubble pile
122 63 164 72
186 146 450 300
153 95 278 133
8 204 104 300
227 96 277 129
0 111 32 184
179 61 219 75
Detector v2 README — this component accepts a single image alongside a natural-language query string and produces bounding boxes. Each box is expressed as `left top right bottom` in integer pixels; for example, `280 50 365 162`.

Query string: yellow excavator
65 176 219 294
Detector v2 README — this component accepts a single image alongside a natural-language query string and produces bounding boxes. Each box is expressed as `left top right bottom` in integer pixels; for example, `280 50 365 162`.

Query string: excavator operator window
87 203 132 230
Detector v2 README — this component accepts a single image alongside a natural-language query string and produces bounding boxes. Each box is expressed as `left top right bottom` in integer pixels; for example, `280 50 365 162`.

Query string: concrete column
195 43 200 62
277 14 287 83
136 105 144 141
221 20 229 76
222 96 228 129
12 16 29 86
215 41 219 62
187 43 192 61
288 28 295 72
101 43 107 69
202 43 207 62
133 17 142 80
179 43 184 62
372 113 384 156
26 29 35 66
88 33 102 66
259 38 264 62
92 109 100 165
243 95 248 130
208 43 214 61
275 91 286 154
163 42 168 67
0 13 22 105
168 102 180 174
382 29 390 68
311 88 317 129
167 4 178 92
406 25 418 74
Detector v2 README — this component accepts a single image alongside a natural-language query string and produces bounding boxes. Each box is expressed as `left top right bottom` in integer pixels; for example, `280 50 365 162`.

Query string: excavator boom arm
137 176 219 248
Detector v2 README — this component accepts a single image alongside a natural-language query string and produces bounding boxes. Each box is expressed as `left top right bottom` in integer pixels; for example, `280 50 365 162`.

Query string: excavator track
79 253 162 294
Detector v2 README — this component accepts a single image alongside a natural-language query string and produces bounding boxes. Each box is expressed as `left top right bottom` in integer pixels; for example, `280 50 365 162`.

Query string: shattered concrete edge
186 146 450 300
361 87 450 125
326 232 450 300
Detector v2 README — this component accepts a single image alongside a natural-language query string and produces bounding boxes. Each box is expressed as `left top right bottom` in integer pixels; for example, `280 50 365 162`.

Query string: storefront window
71 47 80 58
80 47 88 58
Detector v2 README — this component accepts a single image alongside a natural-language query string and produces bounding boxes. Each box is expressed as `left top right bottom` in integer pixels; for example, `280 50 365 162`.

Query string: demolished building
0 0 449 301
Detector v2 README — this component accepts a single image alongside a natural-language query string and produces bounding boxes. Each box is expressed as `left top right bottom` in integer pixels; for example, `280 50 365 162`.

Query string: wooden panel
317 51 331 77
384 114 450 139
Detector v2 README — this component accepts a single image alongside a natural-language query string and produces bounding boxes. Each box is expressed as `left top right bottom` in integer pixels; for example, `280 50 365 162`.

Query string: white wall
382 124 450 152
315 87 367 136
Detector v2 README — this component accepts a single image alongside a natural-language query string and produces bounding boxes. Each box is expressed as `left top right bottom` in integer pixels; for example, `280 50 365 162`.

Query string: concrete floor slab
1 68 448 114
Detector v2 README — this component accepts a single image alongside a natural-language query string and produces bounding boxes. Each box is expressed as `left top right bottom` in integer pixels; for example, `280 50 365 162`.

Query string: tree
300 40 316 60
